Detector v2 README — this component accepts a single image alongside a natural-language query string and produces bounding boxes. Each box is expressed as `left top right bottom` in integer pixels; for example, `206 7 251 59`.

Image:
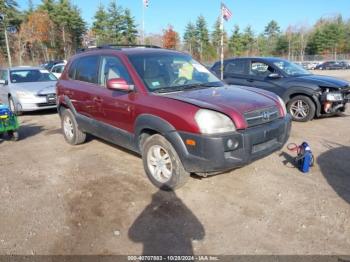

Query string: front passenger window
99 56 132 87
250 62 275 78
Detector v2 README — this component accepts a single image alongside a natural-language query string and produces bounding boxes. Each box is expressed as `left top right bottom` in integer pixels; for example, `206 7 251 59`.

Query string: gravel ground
0 70 349 255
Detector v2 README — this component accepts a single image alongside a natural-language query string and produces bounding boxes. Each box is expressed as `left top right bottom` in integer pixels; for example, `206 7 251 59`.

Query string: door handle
247 79 255 83
93 97 103 103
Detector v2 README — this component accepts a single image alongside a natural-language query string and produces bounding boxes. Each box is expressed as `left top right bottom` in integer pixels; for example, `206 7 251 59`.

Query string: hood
12 81 57 95
292 75 349 89
160 85 279 129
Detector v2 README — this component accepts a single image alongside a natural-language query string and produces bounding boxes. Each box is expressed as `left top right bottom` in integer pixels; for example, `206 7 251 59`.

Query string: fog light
227 139 239 150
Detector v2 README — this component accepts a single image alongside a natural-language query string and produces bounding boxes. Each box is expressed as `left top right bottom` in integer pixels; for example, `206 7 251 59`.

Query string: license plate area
47 94 56 104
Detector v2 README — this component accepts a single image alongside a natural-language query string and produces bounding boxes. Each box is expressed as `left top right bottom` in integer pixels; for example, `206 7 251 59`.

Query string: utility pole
0 14 12 67
220 4 224 80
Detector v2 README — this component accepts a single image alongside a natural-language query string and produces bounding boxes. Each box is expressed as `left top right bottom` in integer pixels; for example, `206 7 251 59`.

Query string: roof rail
99 44 162 49
76 44 161 53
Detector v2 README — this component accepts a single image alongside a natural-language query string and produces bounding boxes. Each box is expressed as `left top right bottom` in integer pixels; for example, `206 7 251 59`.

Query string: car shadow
128 190 205 255
19 123 46 140
52 177 204 255
88 135 141 158
20 108 58 116
318 144 350 205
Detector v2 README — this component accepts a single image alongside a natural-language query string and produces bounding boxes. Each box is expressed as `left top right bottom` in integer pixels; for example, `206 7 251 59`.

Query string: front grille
38 93 57 106
244 106 280 127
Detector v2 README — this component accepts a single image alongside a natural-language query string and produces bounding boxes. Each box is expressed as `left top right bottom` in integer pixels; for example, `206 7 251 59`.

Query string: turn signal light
186 139 196 146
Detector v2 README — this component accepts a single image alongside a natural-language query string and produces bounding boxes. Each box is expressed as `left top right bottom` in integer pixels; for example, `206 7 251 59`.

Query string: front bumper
16 94 57 111
166 115 292 174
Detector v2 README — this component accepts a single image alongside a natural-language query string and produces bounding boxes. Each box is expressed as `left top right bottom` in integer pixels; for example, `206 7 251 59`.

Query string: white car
50 63 65 79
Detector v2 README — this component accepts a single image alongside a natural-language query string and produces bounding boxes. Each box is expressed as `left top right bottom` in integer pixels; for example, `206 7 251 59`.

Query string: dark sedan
211 57 350 122
315 61 348 70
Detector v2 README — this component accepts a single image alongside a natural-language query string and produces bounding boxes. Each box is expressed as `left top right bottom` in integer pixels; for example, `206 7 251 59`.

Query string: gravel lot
0 70 349 255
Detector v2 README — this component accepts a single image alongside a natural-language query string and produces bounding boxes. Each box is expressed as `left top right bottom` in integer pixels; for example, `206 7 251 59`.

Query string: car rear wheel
287 95 316 122
61 108 86 145
142 134 189 190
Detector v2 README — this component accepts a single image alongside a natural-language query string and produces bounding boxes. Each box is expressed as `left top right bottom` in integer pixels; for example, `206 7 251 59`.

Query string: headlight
195 109 236 134
16 91 36 99
326 92 343 102
277 96 287 116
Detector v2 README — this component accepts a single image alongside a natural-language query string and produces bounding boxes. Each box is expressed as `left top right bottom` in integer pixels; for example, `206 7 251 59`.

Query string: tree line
1 0 349 66
182 15 350 62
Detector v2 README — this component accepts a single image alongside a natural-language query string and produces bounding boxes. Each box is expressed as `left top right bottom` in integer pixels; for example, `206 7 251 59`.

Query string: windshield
128 52 223 93
273 60 311 76
10 69 57 83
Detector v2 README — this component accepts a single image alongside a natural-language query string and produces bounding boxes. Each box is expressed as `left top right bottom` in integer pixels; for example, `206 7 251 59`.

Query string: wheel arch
134 114 188 159
57 95 76 116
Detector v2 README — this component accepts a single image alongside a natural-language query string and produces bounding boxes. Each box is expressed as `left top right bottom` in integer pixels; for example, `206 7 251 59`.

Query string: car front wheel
142 134 189 190
287 95 316 122
61 108 86 145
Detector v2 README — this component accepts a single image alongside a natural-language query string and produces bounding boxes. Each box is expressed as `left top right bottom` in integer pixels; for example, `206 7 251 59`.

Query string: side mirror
267 73 282 79
106 78 134 92
0 79 8 85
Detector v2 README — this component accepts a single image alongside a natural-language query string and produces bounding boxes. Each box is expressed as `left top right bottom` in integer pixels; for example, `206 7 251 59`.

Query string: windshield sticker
152 81 160 86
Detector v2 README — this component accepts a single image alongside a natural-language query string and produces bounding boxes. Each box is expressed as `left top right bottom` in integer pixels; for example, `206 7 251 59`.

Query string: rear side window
73 56 99 84
224 60 246 75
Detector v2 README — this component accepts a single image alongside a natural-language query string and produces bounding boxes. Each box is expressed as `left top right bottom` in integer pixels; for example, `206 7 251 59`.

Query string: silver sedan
0 67 57 114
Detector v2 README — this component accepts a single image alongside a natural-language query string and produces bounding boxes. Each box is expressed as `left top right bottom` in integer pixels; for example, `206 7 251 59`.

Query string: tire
8 130 19 141
9 96 22 115
142 134 190 190
61 108 86 145
287 95 316 122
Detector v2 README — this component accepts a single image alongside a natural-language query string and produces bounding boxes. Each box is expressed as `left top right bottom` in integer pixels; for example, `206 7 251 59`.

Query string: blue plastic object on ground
297 142 314 173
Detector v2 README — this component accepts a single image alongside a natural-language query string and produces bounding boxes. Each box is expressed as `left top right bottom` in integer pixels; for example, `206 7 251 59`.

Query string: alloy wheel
290 100 310 120
63 116 74 139
147 145 173 183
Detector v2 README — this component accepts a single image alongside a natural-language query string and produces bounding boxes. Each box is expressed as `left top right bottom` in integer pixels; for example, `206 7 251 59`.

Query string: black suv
211 57 350 122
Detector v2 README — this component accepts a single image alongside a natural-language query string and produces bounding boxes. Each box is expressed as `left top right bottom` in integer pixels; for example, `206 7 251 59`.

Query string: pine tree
122 9 138 44
264 20 281 55
183 22 198 56
264 20 281 38
211 17 227 59
92 3 109 45
107 0 125 44
195 15 211 61
241 26 254 55
228 25 244 56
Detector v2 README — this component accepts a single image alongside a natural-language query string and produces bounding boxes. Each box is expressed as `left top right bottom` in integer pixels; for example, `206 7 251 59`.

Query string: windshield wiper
153 82 223 94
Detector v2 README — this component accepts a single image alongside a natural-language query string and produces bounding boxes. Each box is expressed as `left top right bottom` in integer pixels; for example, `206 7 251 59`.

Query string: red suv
56 45 291 189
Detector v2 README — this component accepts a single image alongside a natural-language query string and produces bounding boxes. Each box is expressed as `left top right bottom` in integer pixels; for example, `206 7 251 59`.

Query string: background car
211 57 350 122
50 63 65 79
315 61 347 70
0 67 57 114
41 60 66 71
